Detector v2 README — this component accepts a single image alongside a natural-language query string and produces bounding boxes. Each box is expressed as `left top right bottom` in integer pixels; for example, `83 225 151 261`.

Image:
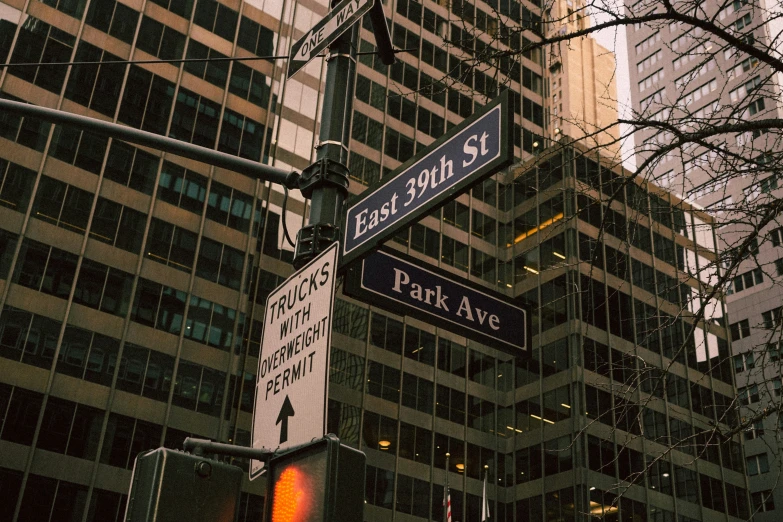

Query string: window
193 0 238 41
752 490 775 512
0 159 36 213
157 161 207 214
148 0 193 18
402 372 435 415
362 412 398 456
41 0 87 17
732 268 763 293
183 295 238 350
370 312 403 354
729 75 762 102
635 31 661 55
366 361 401 403
398 421 432 465
54 325 120 386
229 62 273 108
744 420 764 440
131 278 187 335
12 239 78 299
437 338 466 376
65 42 125 117
237 17 275 56
146 219 197 272
329 347 364 390
196 238 245 290
184 41 228 88
169 88 220 148
762 307 783 329
404 325 435 366
8 18 76 94
735 12 753 31
674 465 699 503
218 109 267 162
49 126 108 174
85 0 139 43
776 258 783 277
73 259 134 317
90 197 146 254
365 464 395 509
410 223 439 259
745 98 766 118
747 453 770 475
103 141 159 195
101 413 162 469
0 386 45 445
31 176 94 234
137 16 185 60
734 352 755 373
117 66 174 135
436 384 466 424
770 226 783 247
739 384 759 405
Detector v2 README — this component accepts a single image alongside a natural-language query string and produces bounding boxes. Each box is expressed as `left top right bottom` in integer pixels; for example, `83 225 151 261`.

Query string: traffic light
124 448 242 522
266 434 365 522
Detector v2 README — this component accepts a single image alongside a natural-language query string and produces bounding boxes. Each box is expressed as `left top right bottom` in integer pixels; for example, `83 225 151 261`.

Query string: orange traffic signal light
266 434 365 522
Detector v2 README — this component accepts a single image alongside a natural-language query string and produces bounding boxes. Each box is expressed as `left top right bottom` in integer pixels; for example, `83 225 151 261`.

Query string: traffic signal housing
124 448 242 522
266 434 365 522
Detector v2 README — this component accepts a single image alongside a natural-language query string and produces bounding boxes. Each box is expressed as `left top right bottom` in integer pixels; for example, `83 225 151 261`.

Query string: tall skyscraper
0 0 749 521
545 0 620 158
625 1 783 518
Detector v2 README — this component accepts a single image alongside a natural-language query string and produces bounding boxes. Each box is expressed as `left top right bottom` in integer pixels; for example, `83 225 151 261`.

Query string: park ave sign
345 248 528 355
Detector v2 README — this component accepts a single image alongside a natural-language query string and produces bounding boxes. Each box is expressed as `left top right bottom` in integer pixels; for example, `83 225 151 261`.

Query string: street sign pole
292 0 393 269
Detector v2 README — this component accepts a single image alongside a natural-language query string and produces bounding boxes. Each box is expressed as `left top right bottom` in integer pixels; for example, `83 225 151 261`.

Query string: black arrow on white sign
287 0 374 79
276 395 295 444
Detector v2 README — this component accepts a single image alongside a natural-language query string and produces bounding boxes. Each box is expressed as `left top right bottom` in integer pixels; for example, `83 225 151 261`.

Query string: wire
281 186 296 249
0 54 289 69
0 47 411 70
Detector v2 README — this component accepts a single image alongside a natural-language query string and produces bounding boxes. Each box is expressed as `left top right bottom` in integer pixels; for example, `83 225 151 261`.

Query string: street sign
288 0 374 79
251 242 339 480
344 247 529 356
341 91 512 268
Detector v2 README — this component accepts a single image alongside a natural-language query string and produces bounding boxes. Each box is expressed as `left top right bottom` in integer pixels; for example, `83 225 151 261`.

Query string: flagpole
482 464 490 522
444 452 450 522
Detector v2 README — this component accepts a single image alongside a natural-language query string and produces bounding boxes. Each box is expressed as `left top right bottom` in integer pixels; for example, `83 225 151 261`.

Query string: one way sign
250 242 339 480
287 0 374 79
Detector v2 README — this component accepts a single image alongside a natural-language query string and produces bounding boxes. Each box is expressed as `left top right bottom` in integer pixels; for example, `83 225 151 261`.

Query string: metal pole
291 0 358 268
444 452 450 522
0 98 300 189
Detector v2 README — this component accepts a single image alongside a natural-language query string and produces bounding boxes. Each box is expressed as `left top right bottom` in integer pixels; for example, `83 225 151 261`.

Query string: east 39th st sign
342 91 512 267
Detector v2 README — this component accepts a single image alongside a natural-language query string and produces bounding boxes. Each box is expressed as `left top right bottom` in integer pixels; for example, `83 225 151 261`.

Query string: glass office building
0 0 748 520
625 1 783 519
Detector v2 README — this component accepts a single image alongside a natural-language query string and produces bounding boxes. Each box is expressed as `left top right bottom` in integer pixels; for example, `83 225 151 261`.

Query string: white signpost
287 0 374 79
249 242 339 480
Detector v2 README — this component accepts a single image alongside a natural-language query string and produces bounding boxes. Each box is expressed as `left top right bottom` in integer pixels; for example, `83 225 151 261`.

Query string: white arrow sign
288 0 374 78
249 242 339 480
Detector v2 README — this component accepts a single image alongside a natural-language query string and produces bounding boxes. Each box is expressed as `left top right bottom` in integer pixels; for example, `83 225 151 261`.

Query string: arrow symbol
276 395 295 444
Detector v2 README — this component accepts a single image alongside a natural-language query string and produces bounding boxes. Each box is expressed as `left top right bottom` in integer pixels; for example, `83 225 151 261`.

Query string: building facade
625 1 783 519
545 0 620 158
0 0 751 521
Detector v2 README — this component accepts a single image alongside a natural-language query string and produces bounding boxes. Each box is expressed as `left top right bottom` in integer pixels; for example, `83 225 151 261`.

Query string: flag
446 492 452 522
481 469 490 521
